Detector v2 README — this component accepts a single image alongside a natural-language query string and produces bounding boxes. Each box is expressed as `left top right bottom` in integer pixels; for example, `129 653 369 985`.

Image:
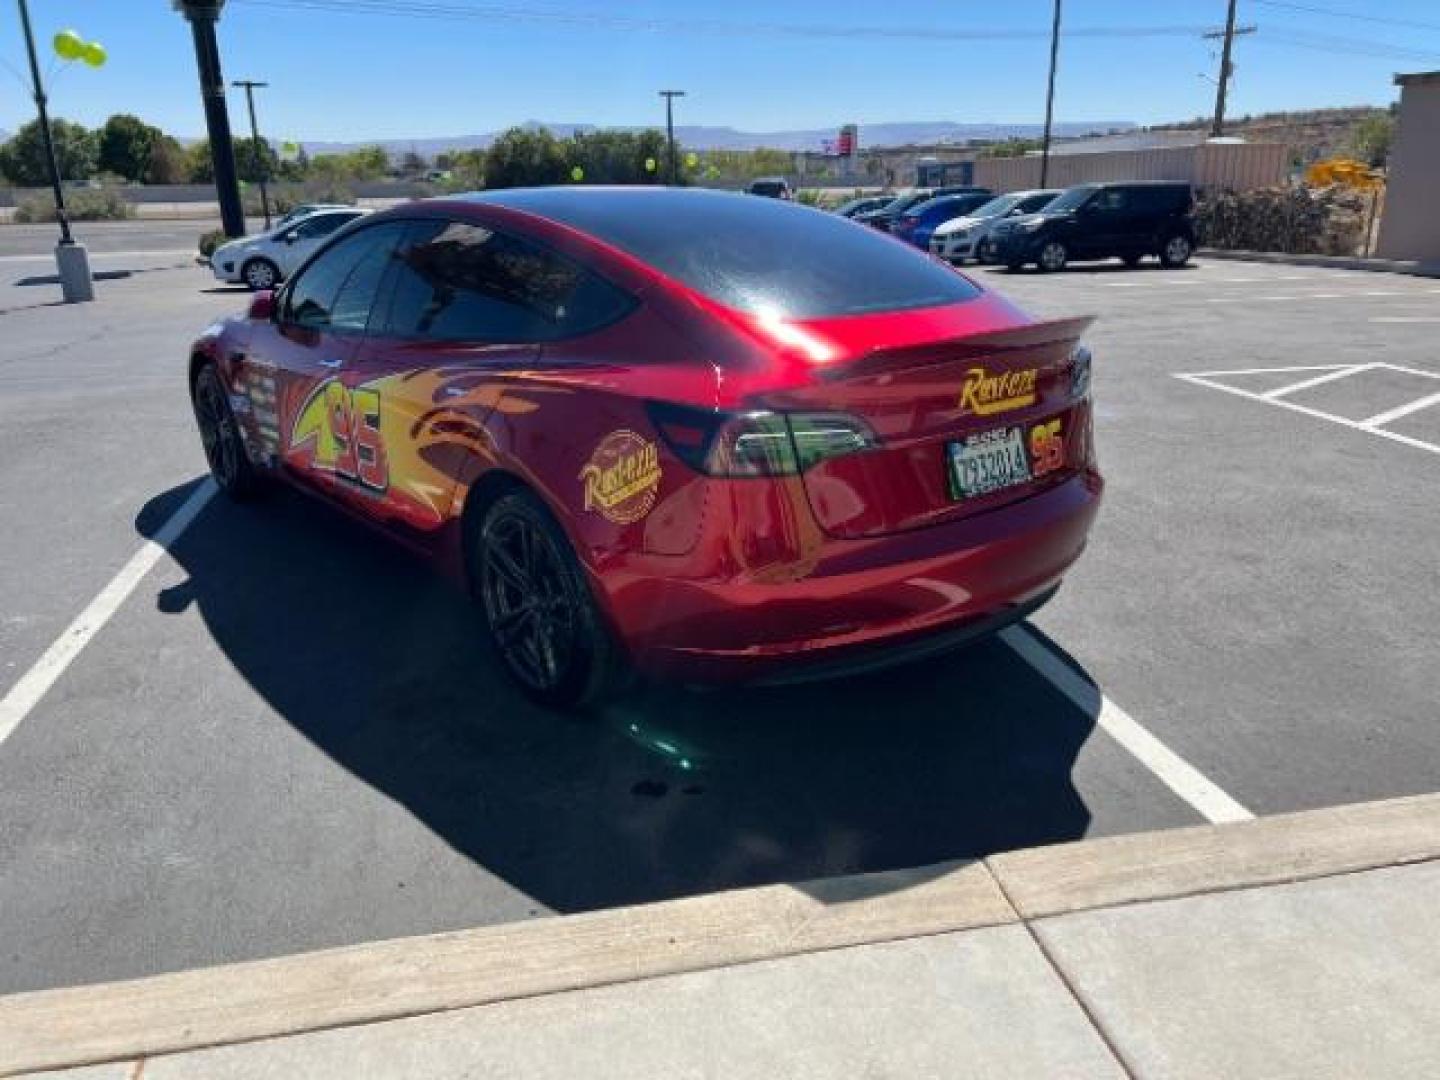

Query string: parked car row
833 180 1197 272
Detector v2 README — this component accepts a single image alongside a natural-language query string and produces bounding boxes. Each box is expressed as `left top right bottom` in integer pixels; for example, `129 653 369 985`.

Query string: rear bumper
604 470 1102 684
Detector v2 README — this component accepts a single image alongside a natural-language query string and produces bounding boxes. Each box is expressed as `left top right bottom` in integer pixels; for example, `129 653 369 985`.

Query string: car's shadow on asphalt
138 478 1101 914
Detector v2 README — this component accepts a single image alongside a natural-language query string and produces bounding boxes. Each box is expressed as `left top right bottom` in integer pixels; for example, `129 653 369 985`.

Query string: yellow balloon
644 157 657 173
685 152 699 168
570 165 584 182
82 41 107 68
53 29 85 61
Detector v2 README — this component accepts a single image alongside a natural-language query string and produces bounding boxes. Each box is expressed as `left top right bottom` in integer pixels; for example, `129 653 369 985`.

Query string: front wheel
1037 240 1068 273
474 490 624 709
193 365 261 499
1160 235 1193 268
241 257 280 291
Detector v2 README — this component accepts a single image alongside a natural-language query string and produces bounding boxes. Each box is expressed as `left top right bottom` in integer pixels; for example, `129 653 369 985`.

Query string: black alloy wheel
476 491 619 708
193 366 259 498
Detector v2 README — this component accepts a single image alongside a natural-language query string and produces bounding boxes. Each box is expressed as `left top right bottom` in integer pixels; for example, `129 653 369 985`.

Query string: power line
1257 28 1440 63
1250 0 1440 35
229 0 1217 43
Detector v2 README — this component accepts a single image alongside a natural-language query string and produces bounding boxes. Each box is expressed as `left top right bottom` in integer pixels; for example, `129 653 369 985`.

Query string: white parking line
0 479 217 751
1176 363 1440 456
1001 626 1253 824
1370 316 1440 323
1262 363 1375 399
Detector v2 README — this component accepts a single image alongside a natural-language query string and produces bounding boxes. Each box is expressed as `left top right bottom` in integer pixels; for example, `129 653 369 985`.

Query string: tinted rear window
496 191 981 319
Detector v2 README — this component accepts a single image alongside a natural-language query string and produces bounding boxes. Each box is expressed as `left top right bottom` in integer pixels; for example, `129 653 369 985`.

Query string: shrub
1194 185 1369 256
198 229 227 258
13 187 133 223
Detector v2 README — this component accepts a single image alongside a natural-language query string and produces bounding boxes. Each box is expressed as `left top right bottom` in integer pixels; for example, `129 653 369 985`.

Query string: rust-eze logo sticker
959 366 1038 417
579 430 663 524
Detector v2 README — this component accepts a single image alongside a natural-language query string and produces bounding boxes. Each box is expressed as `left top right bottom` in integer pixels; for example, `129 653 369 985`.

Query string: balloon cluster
52 29 107 68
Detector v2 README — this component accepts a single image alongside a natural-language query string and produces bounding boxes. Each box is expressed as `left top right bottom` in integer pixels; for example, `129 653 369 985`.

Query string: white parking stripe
1360 390 1440 429
1000 626 1253 824
0 479 217 751
1371 316 1440 323
1262 363 1375 399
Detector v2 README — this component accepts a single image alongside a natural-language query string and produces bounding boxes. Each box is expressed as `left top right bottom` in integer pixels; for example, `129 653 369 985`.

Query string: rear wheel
192 365 261 499
1160 234 1193 268
241 257 280 291
474 490 623 709
1037 240 1068 272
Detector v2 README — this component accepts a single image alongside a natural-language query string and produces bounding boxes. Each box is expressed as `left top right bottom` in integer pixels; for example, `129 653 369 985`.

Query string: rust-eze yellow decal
959 366 1038 417
579 430 662 524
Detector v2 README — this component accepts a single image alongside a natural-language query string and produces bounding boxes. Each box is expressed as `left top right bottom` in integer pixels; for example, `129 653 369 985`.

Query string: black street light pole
175 1 245 238
1039 0 1062 188
16 0 72 244
16 0 93 301
234 79 271 228
659 89 685 184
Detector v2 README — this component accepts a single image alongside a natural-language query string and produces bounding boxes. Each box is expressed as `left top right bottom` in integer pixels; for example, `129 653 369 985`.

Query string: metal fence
974 142 1290 193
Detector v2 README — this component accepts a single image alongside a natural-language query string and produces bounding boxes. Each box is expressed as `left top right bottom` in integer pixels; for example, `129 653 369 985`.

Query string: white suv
929 189 1059 264
209 208 370 290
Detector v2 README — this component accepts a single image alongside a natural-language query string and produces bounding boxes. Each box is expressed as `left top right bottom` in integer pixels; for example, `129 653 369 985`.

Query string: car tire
241 257 280 291
474 489 625 710
1159 235 1193 268
1037 241 1068 273
192 365 262 500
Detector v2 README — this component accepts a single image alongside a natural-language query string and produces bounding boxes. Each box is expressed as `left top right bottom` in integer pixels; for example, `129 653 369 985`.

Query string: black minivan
989 181 1195 272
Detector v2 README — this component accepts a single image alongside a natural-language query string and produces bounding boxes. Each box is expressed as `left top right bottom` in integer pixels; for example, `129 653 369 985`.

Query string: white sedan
209 207 371 290
929 190 1059 264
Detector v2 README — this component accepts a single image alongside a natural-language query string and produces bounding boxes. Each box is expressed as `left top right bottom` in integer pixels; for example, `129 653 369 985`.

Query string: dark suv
989 181 1195 272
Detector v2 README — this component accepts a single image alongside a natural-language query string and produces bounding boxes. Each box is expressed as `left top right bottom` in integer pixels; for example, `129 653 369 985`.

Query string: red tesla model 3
189 187 1101 706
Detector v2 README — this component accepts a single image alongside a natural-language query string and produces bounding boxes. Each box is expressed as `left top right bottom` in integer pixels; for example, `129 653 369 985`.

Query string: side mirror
247 290 276 321
280 231 297 244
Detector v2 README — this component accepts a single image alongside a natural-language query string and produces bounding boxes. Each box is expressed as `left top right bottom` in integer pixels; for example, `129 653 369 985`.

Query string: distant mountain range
296 119 1137 156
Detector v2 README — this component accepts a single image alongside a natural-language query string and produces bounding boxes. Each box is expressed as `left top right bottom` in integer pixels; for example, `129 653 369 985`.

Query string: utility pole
233 79 272 228
1205 1 1256 137
174 1 246 238
16 0 93 300
659 90 685 184
1039 0 1062 188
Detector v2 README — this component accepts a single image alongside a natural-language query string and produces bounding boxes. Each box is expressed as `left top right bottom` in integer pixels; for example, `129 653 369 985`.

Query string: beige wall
973 142 1289 194
1376 72 1440 261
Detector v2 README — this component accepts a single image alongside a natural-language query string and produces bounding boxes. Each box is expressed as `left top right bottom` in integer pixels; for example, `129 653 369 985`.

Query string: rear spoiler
823 315 1095 380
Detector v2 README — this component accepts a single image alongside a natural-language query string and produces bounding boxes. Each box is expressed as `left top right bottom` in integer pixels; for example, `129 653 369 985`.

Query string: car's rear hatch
741 303 1093 539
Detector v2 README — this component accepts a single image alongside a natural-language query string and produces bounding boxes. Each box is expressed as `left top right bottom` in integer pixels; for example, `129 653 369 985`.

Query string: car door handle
319 357 343 369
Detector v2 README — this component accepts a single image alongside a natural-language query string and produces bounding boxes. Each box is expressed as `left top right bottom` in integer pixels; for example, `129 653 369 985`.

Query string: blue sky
2 1 1437 141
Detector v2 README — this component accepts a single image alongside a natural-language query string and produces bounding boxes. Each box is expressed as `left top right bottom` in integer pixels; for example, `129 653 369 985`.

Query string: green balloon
570 165 584 182
53 29 85 61
644 157 657 173
82 41 107 68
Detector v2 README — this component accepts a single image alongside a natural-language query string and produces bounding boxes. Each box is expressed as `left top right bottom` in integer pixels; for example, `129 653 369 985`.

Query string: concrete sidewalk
6 794 1440 1079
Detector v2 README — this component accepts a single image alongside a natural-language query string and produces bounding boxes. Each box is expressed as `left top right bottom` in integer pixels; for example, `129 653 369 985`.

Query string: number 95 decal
290 377 389 491
1029 418 1065 477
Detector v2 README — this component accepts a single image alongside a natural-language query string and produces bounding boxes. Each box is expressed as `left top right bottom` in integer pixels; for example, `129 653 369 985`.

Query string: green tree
563 129 669 185
145 136 188 184
484 127 567 188
0 118 98 186
399 150 429 176
1348 114 1394 167
234 137 280 184
97 114 163 182
185 139 214 183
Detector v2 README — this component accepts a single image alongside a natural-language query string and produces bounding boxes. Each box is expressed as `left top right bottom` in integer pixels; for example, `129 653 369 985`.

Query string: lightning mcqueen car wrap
189 188 1101 706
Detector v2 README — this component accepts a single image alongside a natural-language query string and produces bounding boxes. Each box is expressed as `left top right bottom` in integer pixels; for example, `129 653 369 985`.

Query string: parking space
1 243 1437 995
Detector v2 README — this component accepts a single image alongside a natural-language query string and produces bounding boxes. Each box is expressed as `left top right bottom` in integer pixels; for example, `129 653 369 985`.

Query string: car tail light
647 402 878 477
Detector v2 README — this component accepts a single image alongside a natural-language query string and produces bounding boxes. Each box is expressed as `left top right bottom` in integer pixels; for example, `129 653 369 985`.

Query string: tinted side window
330 223 408 331
295 212 359 239
379 220 634 343
1093 189 1128 212
284 225 399 330
1019 193 1055 212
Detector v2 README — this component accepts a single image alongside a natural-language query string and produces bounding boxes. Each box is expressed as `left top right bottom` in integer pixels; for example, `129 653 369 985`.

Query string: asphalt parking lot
2 221 1437 996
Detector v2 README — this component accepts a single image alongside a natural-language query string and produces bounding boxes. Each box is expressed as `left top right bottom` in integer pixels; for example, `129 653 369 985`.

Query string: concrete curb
4 792 1439 1077
1198 247 1440 277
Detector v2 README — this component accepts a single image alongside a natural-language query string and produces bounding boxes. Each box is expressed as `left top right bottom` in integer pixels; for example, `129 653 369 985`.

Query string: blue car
890 192 994 249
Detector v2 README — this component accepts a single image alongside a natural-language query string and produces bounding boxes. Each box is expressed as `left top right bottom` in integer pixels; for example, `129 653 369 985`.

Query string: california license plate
948 427 1031 499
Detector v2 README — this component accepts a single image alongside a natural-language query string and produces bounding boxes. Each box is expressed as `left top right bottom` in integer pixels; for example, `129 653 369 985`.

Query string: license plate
948 427 1031 499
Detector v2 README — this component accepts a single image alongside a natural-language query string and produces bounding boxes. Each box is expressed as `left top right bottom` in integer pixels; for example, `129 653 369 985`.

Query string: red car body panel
191 191 1102 684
